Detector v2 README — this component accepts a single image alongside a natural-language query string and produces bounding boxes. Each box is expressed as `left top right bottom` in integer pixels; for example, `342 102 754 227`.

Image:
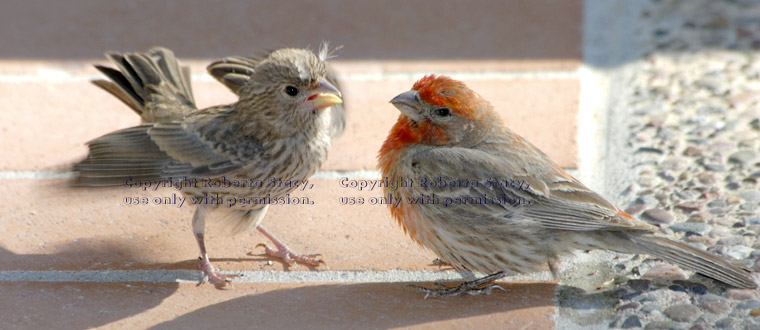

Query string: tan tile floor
1 282 556 329
0 1 582 328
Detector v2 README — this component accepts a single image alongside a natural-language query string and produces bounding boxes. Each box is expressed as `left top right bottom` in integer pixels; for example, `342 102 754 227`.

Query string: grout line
1 168 571 180
334 70 578 81
0 269 553 283
0 170 74 179
0 169 382 180
312 170 381 180
0 69 577 84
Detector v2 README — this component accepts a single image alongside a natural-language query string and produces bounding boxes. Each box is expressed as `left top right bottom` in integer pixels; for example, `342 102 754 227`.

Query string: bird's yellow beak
308 78 343 110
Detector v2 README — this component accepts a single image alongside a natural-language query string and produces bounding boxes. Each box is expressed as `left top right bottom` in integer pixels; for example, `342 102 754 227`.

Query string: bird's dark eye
434 107 451 117
284 85 299 96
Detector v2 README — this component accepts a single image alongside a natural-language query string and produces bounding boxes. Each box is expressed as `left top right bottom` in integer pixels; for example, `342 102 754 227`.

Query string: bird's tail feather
92 47 196 122
631 234 757 289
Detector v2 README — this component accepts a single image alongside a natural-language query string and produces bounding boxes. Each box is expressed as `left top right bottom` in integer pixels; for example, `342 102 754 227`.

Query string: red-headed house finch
75 46 343 287
378 74 757 296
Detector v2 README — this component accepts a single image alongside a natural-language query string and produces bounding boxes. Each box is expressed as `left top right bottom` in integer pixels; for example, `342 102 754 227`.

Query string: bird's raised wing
207 55 262 94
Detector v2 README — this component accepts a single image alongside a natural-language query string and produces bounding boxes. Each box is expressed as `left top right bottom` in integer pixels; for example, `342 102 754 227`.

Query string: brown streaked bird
207 48 345 139
378 74 757 297
75 46 343 287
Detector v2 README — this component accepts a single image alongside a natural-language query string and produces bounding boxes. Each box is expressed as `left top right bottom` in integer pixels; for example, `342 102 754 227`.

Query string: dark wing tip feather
635 235 757 289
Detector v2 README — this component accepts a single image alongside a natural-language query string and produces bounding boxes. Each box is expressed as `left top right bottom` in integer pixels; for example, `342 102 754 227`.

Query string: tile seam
0 69 578 83
0 170 383 180
0 269 554 283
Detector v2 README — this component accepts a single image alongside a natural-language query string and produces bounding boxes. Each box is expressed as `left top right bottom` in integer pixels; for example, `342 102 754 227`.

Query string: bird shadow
147 281 557 330
0 241 179 330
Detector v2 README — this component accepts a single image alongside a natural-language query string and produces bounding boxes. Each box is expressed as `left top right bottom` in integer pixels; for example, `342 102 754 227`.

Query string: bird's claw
255 243 325 267
466 284 506 295
408 282 505 298
197 256 238 289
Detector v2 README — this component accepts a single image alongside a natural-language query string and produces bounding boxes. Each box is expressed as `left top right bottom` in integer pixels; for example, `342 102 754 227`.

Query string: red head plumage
413 74 482 120
379 74 501 179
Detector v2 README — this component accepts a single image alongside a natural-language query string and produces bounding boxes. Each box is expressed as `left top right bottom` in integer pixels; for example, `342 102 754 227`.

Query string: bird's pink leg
256 225 323 266
192 207 236 287
195 233 237 287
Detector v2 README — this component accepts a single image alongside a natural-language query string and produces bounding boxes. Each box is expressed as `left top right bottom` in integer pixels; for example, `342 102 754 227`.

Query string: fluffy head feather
233 48 341 137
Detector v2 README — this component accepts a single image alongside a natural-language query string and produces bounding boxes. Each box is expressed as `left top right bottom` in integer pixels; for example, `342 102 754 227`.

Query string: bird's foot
408 272 507 298
255 225 325 267
197 257 238 288
255 243 324 267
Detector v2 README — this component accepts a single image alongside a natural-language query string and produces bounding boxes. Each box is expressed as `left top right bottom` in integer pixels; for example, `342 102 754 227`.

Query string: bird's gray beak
390 90 423 123
308 78 343 110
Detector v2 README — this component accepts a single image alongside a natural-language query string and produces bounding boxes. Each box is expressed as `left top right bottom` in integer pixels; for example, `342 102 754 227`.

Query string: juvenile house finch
75 46 343 287
378 75 756 297
207 49 345 139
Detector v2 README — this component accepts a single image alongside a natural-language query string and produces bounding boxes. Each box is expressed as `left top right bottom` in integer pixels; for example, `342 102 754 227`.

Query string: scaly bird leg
256 225 324 266
409 271 508 298
193 207 237 287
